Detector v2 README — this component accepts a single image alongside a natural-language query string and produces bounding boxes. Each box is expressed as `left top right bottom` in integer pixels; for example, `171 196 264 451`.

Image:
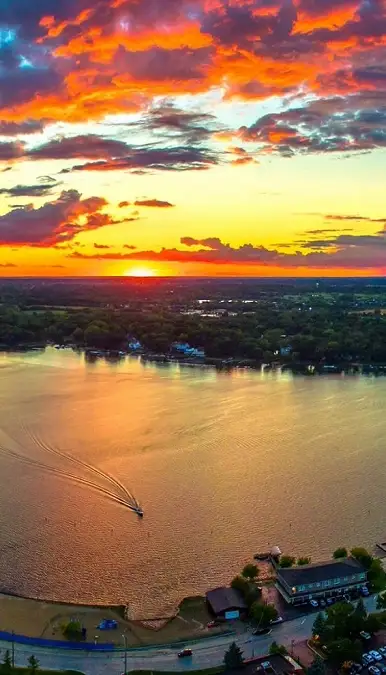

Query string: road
0 596 378 675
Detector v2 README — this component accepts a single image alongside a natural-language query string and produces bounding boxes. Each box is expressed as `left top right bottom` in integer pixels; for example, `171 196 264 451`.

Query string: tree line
1 302 386 364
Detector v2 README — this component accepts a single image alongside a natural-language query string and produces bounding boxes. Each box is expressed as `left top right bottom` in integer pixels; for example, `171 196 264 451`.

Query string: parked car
370 651 383 662
350 662 363 672
377 664 386 673
320 599 327 608
97 619 118 630
207 621 218 628
178 649 193 658
310 600 319 608
362 654 374 665
368 667 381 675
360 631 372 641
379 648 386 657
326 598 334 606
270 617 283 625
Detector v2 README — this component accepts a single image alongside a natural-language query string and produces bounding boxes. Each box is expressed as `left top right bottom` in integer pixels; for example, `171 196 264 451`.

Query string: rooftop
206 587 247 614
277 557 365 588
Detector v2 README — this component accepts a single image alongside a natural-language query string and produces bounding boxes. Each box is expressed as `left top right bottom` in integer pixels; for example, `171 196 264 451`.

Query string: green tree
62 619 84 642
333 548 348 559
307 656 326 675
364 613 381 635
224 642 244 670
312 612 327 638
269 642 287 655
250 602 278 627
28 655 40 675
297 557 311 566
242 564 259 581
368 558 386 589
1 650 12 675
376 592 386 610
279 556 295 568
354 598 367 620
231 575 250 597
350 547 373 570
327 638 362 666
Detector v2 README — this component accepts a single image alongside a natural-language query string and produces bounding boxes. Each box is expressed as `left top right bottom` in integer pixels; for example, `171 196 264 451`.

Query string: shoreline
0 591 231 649
2 344 386 375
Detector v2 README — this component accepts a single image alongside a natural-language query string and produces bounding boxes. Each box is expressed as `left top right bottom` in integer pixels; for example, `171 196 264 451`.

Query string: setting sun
124 266 156 277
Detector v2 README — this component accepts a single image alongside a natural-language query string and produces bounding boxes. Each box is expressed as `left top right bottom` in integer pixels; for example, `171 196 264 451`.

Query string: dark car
178 649 193 658
253 628 272 636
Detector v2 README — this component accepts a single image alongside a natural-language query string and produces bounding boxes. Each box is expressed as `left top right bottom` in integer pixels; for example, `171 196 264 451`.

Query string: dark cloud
0 189 112 246
67 230 386 270
93 243 111 249
0 262 16 267
134 199 174 208
0 120 45 135
118 201 130 208
0 181 59 197
240 94 386 155
63 145 218 172
28 135 131 160
136 103 222 145
0 141 25 160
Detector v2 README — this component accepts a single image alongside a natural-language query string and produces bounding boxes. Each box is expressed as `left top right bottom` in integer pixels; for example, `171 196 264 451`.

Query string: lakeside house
276 557 367 605
128 338 142 351
171 341 205 358
206 587 247 619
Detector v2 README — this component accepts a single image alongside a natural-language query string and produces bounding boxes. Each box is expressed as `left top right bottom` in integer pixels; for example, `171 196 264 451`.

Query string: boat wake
0 425 142 515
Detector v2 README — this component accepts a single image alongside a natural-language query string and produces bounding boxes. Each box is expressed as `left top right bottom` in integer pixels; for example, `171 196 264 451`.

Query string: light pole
122 634 128 675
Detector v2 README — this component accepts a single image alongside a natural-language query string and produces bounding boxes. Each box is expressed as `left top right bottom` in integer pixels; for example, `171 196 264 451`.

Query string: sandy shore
0 593 225 647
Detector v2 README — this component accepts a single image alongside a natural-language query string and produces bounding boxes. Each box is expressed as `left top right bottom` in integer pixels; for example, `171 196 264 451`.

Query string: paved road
0 596 378 675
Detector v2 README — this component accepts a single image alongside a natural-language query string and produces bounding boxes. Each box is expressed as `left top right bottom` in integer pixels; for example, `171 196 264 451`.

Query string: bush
297 557 311 566
333 547 348 559
279 556 295 568
350 547 373 570
62 620 84 642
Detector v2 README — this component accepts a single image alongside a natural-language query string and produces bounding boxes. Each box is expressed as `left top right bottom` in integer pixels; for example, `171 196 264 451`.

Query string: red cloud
134 199 175 207
67 231 386 271
0 190 124 247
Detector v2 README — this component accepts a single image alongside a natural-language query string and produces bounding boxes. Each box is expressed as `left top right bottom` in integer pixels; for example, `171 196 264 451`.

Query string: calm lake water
0 348 385 617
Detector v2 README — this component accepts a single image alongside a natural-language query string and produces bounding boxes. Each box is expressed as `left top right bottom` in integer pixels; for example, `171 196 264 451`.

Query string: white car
369 667 381 675
310 600 319 608
270 617 283 625
370 652 383 662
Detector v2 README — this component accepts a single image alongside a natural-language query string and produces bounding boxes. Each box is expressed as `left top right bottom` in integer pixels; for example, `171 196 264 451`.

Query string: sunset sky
0 0 385 277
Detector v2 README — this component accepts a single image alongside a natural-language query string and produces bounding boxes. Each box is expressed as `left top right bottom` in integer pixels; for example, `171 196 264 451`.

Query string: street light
122 634 128 675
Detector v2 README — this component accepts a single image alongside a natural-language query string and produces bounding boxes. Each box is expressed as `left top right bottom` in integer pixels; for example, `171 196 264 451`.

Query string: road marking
301 618 307 625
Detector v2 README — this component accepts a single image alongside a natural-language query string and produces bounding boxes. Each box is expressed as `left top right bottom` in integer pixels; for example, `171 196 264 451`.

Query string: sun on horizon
124 266 157 277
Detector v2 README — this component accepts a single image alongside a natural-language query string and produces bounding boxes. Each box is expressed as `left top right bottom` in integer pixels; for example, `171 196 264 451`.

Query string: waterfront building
276 557 367 605
206 587 247 619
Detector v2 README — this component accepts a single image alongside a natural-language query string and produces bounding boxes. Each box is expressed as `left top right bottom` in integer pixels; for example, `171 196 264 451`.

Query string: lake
0 347 385 618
